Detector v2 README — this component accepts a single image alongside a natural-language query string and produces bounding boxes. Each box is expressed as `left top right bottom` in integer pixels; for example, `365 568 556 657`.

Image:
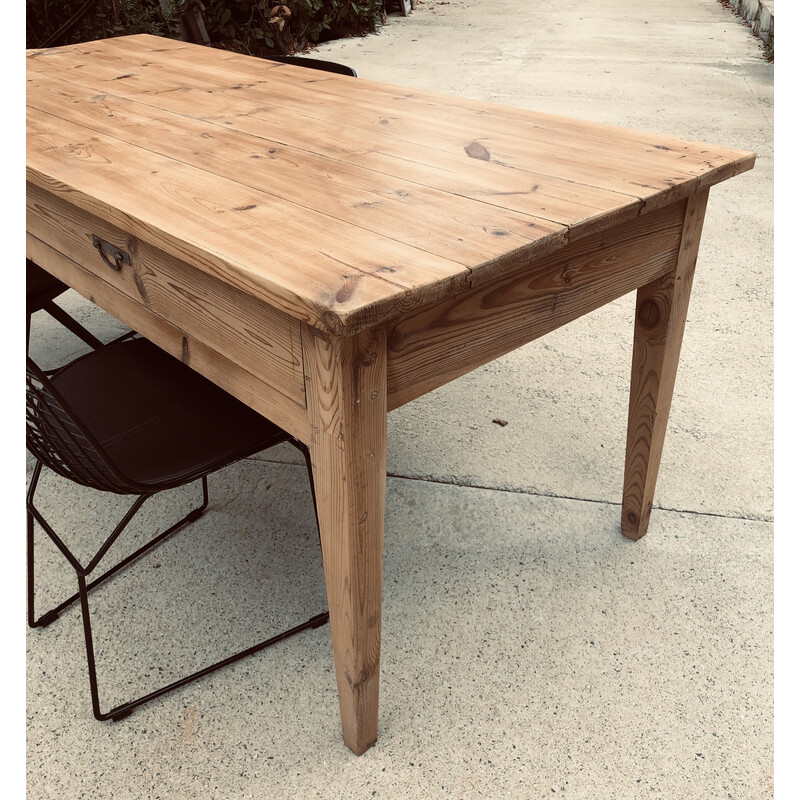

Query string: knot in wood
465 141 491 161
345 667 372 691
636 297 663 330
322 310 344 336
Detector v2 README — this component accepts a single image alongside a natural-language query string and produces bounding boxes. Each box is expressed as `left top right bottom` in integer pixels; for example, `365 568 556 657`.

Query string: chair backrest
27 259 69 314
26 358 138 495
266 56 357 77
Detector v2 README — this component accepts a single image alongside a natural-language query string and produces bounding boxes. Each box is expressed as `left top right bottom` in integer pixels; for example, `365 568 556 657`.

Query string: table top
26 34 755 336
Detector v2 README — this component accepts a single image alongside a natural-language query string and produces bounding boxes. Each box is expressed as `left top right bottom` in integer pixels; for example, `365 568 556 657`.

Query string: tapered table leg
622 190 710 540
302 324 387 755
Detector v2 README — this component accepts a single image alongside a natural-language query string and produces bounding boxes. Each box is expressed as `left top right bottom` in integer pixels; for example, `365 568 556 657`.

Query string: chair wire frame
26 260 104 353
26 356 328 722
265 55 357 77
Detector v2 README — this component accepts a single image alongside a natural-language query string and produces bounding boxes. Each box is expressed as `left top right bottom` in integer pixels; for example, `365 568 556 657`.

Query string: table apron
385 198 688 410
26 184 309 441
28 184 690 438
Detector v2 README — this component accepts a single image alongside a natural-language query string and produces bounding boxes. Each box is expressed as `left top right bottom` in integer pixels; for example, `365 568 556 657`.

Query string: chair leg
78 577 329 721
27 473 209 629
28 501 60 627
77 572 107 721
41 301 104 351
74 467 328 721
288 438 322 541
27 461 60 628
29 468 329 722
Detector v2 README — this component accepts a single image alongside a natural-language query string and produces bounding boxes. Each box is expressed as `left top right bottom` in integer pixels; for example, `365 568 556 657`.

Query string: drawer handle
92 235 131 271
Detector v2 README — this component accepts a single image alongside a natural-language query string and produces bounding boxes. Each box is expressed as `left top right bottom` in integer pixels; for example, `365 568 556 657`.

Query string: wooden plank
200 108 642 236
25 74 569 271
280 76 756 198
27 33 287 88
28 35 754 194
386 200 686 409
302 324 387 755
27 181 307 407
26 106 473 335
26 234 310 441
27 33 193 61
25 54 643 235
27 36 754 205
621 190 710 540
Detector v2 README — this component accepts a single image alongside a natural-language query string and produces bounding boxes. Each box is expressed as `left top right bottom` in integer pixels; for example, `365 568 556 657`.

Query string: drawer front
27 182 310 437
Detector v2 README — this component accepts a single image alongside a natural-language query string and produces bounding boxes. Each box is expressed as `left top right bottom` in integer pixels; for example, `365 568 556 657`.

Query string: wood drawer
27 181 310 440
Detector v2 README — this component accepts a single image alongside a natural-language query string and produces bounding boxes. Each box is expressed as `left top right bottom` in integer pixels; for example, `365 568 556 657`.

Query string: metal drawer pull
92 235 131 271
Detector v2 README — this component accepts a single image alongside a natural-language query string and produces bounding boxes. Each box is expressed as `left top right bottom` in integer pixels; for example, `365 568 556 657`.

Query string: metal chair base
27 473 209 630
27 466 329 722
92 608 330 722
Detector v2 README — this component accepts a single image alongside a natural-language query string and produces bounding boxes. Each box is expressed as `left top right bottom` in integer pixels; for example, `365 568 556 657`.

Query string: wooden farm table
26 34 755 754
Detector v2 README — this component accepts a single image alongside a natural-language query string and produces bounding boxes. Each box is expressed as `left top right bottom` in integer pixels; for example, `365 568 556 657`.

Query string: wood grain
386 200 686 409
27 34 754 202
27 234 310 440
25 54 643 235
303 325 388 754
26 35 755 336
621 190 710 539
25 73 569 272
27 181 307 408
26 105 471 336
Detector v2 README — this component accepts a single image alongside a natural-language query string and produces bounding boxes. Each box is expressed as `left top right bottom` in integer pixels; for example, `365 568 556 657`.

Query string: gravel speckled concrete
26 469 773 799
25 1 773 797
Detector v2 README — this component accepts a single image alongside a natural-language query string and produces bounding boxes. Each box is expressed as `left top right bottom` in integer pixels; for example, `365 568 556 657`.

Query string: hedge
195 1 385 55
26 0 385 54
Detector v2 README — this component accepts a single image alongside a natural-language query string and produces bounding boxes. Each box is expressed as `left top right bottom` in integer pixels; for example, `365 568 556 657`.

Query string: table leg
302 324 387 754
621 190 710 540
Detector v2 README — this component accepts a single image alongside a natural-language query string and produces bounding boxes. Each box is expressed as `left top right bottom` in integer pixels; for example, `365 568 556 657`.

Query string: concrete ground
25 1 773 797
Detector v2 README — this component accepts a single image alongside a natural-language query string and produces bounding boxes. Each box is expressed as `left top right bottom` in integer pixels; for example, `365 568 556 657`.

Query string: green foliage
26 0 168 49
27 0 383 54
190 1 384 55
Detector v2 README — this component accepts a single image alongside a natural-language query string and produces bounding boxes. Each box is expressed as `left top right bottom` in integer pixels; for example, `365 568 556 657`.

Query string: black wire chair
27 259 103 353
266 55 357 77
27 336 327 722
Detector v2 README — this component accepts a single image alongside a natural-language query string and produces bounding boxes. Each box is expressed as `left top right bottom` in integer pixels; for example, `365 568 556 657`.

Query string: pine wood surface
621 191 710 540
26 34 755 336
386 199 686 409
303 325 387 754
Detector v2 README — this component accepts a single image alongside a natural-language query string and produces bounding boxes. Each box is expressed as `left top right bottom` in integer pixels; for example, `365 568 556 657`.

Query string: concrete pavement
26 1 773 797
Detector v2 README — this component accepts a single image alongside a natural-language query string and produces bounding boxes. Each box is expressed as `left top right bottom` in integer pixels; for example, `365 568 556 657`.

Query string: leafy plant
173 0 384 55
26 0 168 49
27 0 384 55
